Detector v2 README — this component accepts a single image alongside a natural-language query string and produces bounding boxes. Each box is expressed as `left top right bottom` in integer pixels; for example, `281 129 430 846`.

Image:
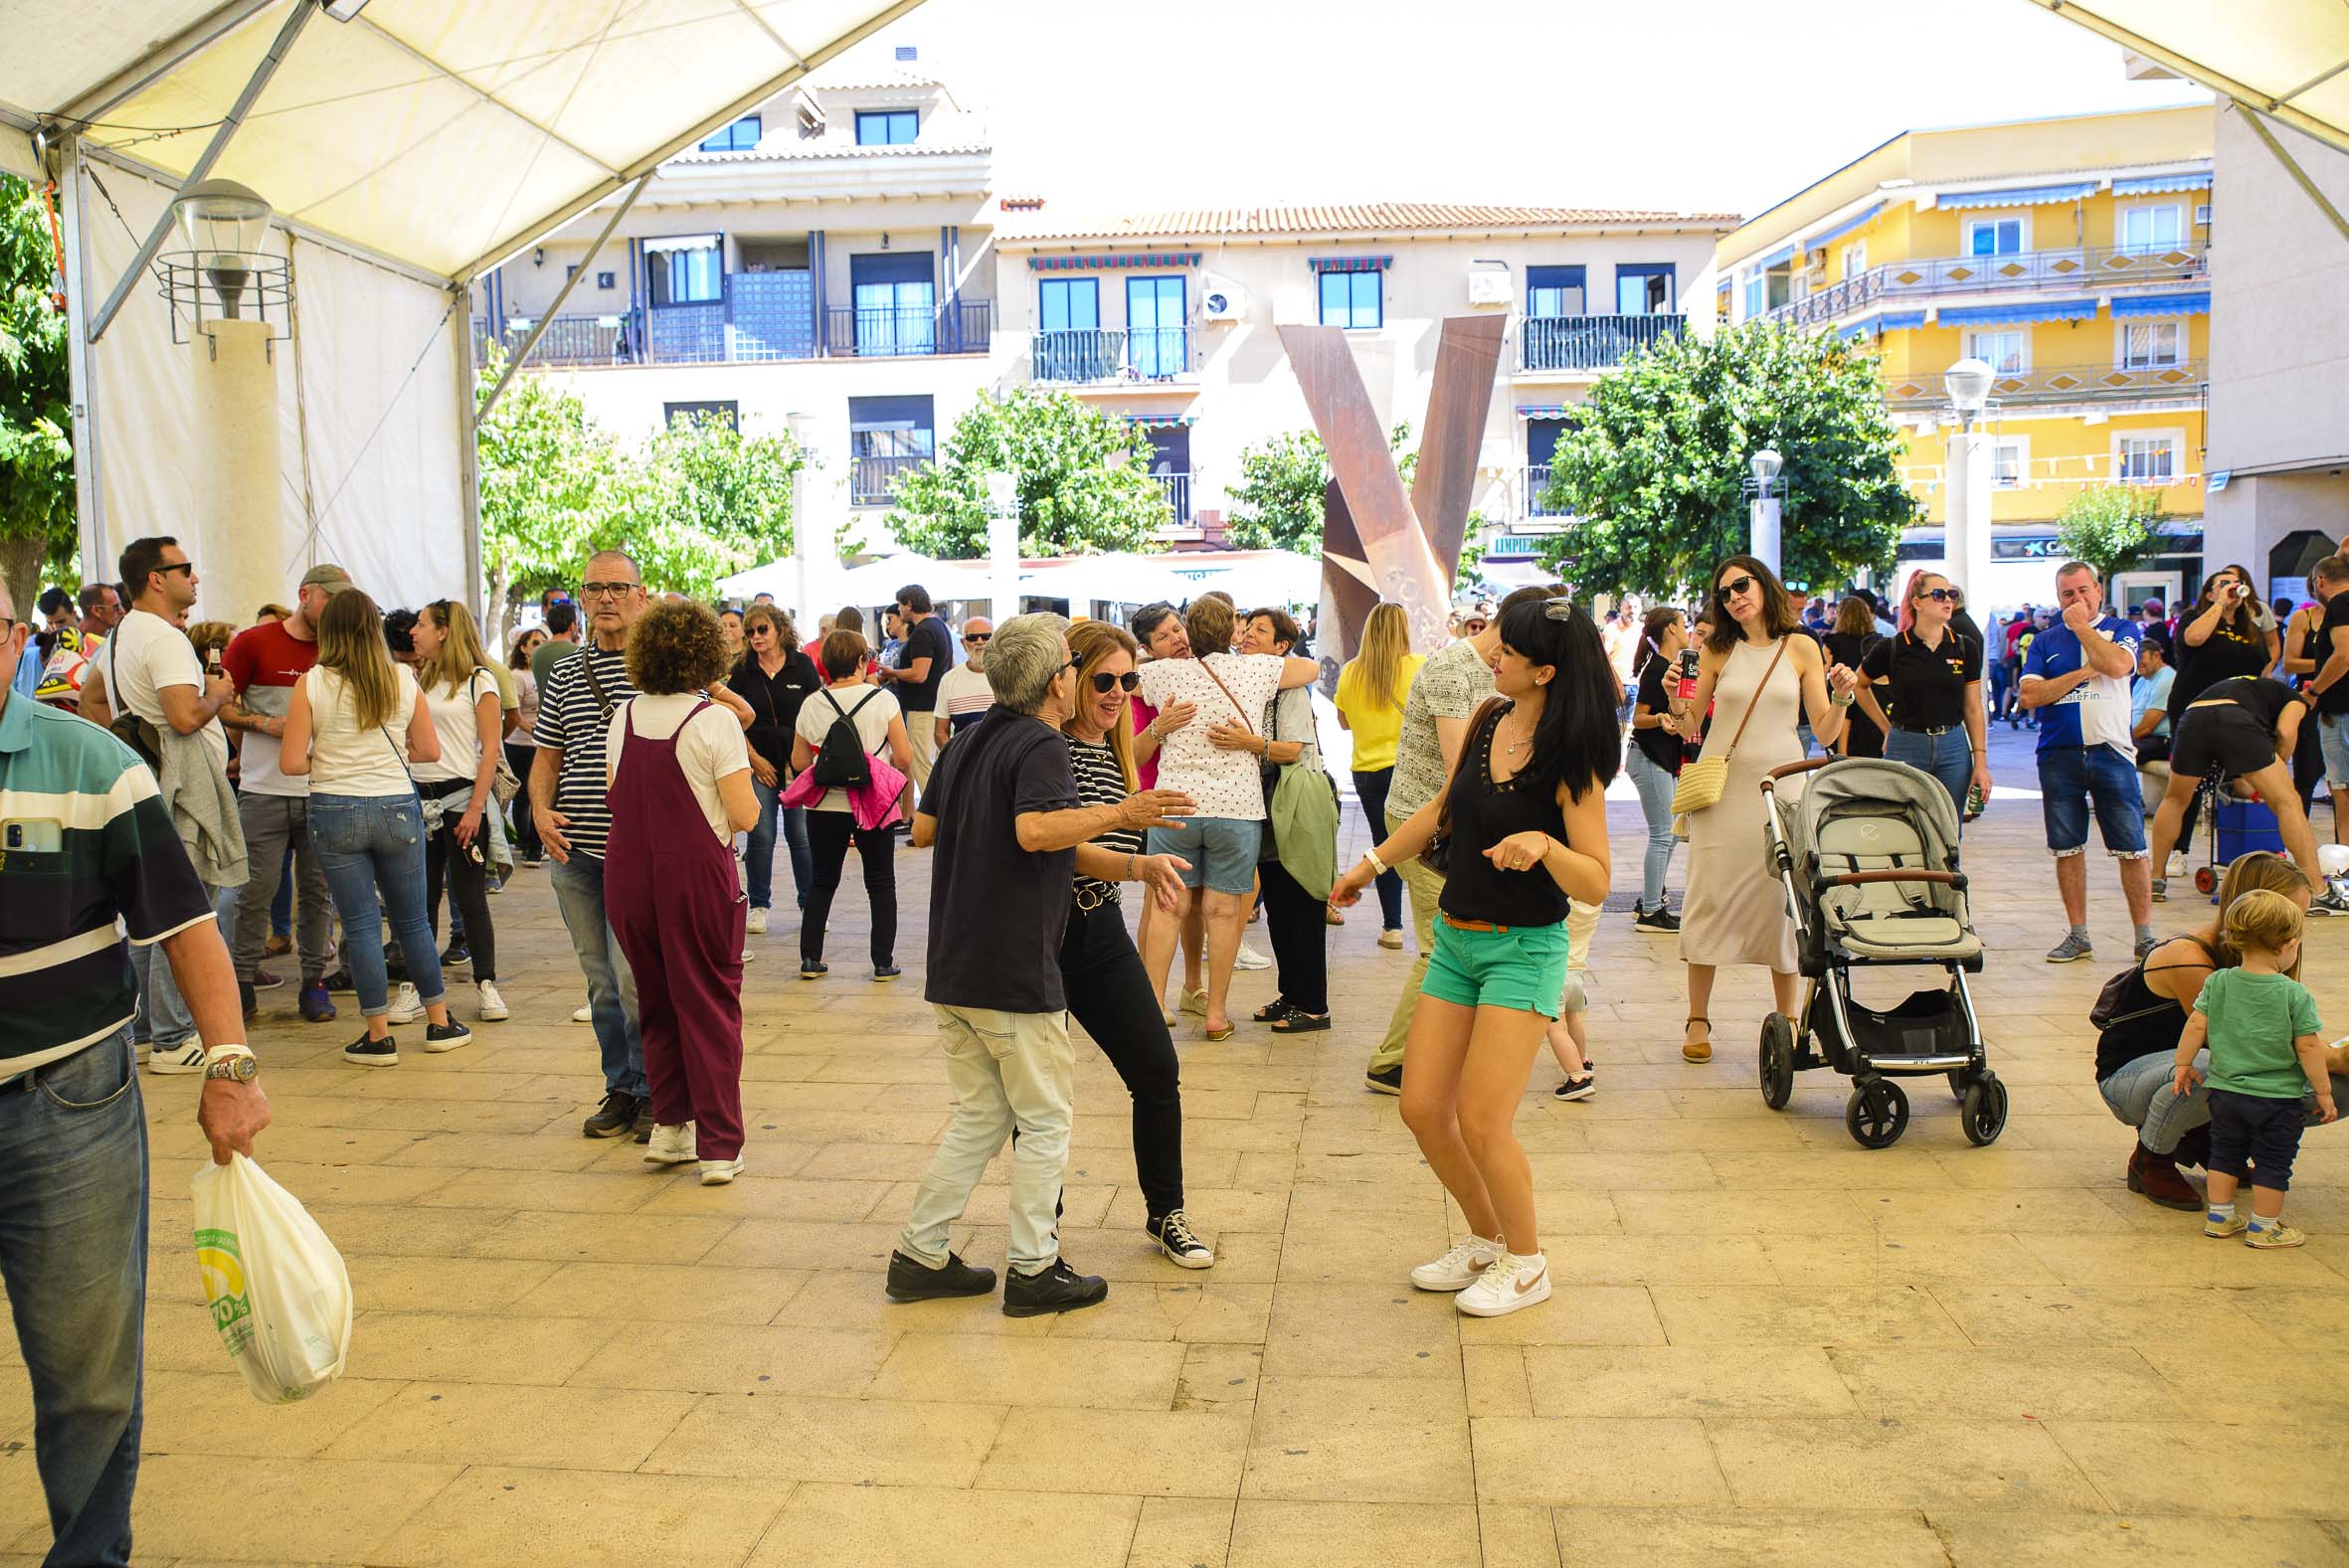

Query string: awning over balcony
1842 316 1883 340
1936 181 2097 210
1516 404 1571 419
1030 253 1202 270
1937 297 2099 326
1122 415 1195 428
2113 172 2215 196
1756 244 1797 271
1880 310 1928 331
2110 289 2212 318
1307 256 1392 273
643 233 722 253
1803 201 1886 252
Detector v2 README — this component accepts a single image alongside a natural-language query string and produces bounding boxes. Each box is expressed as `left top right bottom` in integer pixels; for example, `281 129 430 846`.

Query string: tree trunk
0 533 46 623
482 553 510 656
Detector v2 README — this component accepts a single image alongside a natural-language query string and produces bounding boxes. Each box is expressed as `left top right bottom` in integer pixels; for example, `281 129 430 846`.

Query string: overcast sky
883 0 2211 224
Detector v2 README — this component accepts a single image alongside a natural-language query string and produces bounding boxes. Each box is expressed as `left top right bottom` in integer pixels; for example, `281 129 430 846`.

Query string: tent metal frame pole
2237 100 2349 249
53 133 108 586
450 294 483 615
472 172 649 427
86 0 321 344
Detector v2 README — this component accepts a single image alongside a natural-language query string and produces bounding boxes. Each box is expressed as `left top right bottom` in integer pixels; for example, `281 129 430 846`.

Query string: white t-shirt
1136 651 1287 820
604 694 751 845
109 608 228 776
413 667 497 784
302 664 420 797
792 683 900 812
935 663 994 735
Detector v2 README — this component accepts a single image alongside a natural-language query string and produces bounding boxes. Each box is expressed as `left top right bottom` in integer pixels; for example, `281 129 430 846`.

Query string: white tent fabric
4 0 929 277
2020 0 2349 153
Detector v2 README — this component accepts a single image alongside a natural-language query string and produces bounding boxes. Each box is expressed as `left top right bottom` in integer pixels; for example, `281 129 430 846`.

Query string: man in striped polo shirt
0 583 270 1564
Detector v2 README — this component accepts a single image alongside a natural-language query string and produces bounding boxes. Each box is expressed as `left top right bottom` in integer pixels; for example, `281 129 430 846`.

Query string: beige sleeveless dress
1679 637 1803 971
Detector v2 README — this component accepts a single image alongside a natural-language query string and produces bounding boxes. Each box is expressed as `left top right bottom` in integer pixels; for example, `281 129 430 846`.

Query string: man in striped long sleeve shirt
0 582 269 1566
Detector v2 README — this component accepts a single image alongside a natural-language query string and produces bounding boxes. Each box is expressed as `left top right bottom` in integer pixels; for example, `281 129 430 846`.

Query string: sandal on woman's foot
1269 1012 1331 1033
1203 1022 1236 1042
1682 1015 1713 1064
1252 1000 1296 1023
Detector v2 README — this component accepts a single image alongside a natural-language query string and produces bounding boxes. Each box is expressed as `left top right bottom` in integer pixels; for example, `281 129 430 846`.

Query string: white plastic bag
190 1153 353 1404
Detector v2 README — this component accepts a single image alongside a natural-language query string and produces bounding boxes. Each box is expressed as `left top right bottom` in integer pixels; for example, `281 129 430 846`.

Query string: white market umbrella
1021 553 1197 609
829 554 994 606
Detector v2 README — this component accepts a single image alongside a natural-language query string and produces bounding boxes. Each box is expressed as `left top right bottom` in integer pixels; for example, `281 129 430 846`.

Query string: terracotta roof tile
1002 202 1738 241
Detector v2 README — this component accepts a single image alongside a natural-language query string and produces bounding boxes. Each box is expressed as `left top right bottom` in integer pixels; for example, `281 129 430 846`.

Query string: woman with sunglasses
1854 570 1990 826
729 604 820 932
2161 564 2281 875
1674 555 1859 1064
1328 597 1617 1317
1058 620 1215 1267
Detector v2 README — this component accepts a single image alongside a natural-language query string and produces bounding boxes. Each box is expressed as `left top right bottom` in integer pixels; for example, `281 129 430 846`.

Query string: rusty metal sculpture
1278 316 1505 678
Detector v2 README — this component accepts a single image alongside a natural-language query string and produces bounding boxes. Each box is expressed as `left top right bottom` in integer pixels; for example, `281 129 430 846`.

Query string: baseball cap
297 564 355 595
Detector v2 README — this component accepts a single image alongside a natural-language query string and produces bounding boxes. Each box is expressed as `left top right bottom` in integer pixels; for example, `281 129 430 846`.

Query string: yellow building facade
1717 105 2216 609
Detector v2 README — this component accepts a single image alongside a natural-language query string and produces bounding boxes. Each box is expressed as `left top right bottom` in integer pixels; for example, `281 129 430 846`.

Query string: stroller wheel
1961 1073 2009 1146
1845 1078 1908 1149
1758 1013 1796 1111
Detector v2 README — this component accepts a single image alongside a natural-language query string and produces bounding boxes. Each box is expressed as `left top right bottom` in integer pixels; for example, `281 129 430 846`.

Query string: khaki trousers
900 1003 1074 1274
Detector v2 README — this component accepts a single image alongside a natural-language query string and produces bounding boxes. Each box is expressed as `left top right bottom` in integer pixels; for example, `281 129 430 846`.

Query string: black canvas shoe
341 1031 397 1068
440 941 470 968
321 965 356 992
583 1091 643 1138
885 1249 997 1303
423 1019 471 1054
1633 904 1681 935
1364 1063 1403 1096
873 964 902 982
800 959 827 980
1002 1258 1108 1317
1552 1072 1596 1103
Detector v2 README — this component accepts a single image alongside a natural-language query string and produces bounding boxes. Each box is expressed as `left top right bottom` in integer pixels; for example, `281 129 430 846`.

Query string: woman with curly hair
604 600 762 1186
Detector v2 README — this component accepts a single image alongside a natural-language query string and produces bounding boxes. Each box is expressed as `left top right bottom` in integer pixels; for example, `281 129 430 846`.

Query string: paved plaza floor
2 721 2345 1566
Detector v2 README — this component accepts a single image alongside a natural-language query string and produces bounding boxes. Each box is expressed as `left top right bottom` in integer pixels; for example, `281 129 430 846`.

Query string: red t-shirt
222 618 319 797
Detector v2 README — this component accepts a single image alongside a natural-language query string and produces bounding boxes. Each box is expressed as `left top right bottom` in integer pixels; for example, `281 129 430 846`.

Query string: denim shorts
2037 744 2148 856
1422 916 1570 1018
1147 816 1262 895
2320 714 2349 789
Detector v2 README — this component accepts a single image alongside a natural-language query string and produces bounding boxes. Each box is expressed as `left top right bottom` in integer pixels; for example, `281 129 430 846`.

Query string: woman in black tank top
1329 595 1617 1319
2096 853 2347 1209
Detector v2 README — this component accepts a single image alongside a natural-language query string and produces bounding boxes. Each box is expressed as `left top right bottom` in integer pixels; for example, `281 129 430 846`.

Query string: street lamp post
1943 358 1996 610
1745 447 1784 576
982 471 1021 622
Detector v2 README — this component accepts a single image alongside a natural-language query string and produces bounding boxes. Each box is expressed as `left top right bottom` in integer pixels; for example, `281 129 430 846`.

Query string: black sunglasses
1918 587 1953 603
1090 670 1141 694
158 561 195 578
1717 574 1755 601
964 631 991 643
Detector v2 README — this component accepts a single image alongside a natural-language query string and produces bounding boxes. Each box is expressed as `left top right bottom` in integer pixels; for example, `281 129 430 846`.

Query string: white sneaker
2166 850 2188 878
1234 943 1272 971
743 946 756 962
746 907 768 936
699 1157 744 1186
476 980 509 1021
1456 1251 1551 1317
572 1003 593 1024
385 982 424 1023
643 1122 698 1166
1410 1233 1504 1292
146 1041 209 1076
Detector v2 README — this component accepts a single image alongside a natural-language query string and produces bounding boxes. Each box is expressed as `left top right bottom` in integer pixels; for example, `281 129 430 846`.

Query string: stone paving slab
2 722 2347 1563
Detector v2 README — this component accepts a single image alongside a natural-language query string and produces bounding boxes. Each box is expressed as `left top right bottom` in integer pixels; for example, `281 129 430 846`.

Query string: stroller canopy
1779 758 1964 878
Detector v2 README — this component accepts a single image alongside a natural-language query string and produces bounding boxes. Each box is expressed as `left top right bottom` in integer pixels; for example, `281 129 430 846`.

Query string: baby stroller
1756 756 2009 1148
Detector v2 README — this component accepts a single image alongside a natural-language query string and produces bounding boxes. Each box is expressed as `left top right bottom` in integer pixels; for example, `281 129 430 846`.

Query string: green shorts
1422 916 1571 1019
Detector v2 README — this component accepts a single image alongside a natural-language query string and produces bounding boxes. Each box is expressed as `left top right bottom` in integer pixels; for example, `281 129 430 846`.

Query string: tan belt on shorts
1440 915 1515 934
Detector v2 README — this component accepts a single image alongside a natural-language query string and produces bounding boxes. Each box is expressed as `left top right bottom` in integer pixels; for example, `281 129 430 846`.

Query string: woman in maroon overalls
603 602 763 1185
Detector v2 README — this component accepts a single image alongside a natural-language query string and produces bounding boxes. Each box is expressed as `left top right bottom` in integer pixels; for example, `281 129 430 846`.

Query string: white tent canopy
2021 0 2349 154
0 0 922 612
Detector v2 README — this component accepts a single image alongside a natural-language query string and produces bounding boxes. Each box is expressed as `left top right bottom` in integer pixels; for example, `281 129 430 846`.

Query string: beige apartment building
481 45 1734 590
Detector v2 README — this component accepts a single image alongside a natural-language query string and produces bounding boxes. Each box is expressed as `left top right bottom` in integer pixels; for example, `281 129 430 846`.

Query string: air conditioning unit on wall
1466 264 1513 306
1200 273 1247 322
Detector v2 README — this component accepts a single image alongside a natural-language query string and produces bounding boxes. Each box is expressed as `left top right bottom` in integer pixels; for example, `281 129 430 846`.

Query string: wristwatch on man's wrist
203 1044 260 1083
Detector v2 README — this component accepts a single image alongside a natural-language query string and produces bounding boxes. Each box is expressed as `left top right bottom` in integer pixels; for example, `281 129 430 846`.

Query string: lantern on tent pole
158 180 289 629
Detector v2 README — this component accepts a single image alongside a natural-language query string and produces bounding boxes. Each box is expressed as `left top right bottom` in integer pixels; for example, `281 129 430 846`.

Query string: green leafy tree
634 410 804 596
1536 324 1914 596
1225 423 1416 555
0 175 75 617
474 350 632 649
886 390 1171 559
1453 514 1486 598
2054 483 2166 583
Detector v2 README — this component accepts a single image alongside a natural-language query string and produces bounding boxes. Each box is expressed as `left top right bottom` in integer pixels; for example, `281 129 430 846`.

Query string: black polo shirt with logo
1861 628 1982 732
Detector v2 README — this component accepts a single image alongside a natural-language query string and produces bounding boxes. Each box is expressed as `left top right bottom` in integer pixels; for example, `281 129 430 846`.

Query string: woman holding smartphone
1623 606 1689 934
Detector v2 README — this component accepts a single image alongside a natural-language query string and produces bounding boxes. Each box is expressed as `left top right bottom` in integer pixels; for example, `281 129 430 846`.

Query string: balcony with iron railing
1759 243 2208 331
1152 470 1192 523
1028 326 1193 385
474 280 993 369
850 452 928 507
1518 313 1685 374
1523 464 1574 519
1880 359 2206 411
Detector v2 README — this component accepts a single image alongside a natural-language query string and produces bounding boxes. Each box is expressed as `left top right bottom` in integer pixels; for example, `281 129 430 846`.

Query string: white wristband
1364 849 1389 877
204 1044 255 1065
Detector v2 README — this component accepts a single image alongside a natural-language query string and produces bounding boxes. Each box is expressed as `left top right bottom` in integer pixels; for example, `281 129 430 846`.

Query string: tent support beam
2029 1 2349 156
86 0 321 344
472 171 649 427
2237 100 2349 249
54 134 108 586
451 293 483 615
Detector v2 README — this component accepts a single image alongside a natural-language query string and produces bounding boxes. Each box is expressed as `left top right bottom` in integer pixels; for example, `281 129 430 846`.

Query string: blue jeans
1884 727 1972 834
2101 1046 2349 1156
0 1029 147 1566
130 884 236 1048
308 793 445 1017
1351 768 1404 930
2037 744 2148 857
549 852 646 1099
744 777 811 911
1624 743 1679 910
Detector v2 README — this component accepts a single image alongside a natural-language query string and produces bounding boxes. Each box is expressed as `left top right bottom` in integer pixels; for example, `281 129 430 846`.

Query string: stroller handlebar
1821 869 1967 890
1761 758 1837 788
